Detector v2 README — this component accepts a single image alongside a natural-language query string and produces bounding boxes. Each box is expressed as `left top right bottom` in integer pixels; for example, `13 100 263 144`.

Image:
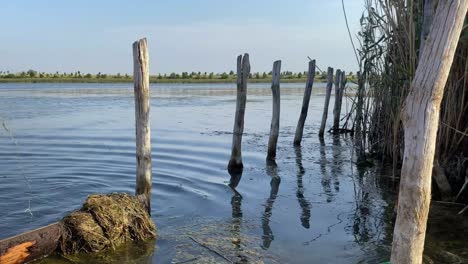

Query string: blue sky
0 0 363 74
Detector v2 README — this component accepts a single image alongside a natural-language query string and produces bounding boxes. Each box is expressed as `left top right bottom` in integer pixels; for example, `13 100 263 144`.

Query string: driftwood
319 67 334 138
228 54 250 173
293 60 316 146
133 38 152 213
267 60 281 161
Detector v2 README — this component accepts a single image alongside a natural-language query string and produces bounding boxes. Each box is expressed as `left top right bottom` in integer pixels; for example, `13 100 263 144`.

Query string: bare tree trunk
391 1 468 263
228 54 250 174
267 60 281 162
293 60 316 145
133 38 152 213
332 69 342 132
319 67 334 138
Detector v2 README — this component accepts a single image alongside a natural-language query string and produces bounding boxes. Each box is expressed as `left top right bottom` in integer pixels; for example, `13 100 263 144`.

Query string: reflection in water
228 171 247 262
262 163 281 249
319 138 333 202
331 135 342 192
294 146 311 229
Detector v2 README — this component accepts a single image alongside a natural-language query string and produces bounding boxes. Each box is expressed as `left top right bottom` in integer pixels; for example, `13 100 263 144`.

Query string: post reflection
319 137 333 202
294 146 311 229
261 162 281 249
228 170 247 262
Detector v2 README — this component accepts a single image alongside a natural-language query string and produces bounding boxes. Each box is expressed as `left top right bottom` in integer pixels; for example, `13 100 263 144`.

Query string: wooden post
293 60 316 146
267 60 281 161
228 54 250 174
133 38 152 213
391 1 468 263
319 67 334 138
332 69 342 132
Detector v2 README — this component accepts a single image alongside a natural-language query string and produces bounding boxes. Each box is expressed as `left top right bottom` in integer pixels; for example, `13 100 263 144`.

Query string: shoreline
0 78 332 84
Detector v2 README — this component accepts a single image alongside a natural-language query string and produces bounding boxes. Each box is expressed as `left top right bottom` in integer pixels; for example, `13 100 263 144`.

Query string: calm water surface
0 83 465 263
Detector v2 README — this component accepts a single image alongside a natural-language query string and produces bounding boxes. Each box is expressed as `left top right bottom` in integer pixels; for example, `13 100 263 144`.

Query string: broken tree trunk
319 67 334 138
390 1 468 263
293 60 316 146
332 69 342 132
228 54 250 174
267 60 281 162
133 38 152 213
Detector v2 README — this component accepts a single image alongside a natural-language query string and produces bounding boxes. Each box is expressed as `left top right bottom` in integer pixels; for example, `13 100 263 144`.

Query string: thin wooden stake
133 38 152 213
332 69 342 132
228 54 250 174
319 67 334 138
293 60 316 146
267 60 281 162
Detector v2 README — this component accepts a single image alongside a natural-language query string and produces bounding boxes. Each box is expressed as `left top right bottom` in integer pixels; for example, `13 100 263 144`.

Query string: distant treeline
0 69 357 83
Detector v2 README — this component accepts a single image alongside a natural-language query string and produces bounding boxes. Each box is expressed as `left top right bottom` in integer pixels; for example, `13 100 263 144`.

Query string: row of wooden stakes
227 53 348 174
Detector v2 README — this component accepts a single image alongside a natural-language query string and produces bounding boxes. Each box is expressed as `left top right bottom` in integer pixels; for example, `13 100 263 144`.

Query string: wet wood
319 67 334 138
267 60 281 161
293 60 316 146
0 223 62 264
391 1 468 263
228 54 250 173
332 69 342 132
133 38 152 213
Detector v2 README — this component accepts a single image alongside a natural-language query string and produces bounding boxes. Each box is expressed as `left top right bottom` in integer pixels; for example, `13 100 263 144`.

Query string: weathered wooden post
391 1 468 263
319 67 334 138
267 60 281 162
293 60 316 146
228 54 250 174
332 69 342 132
133 38 152 213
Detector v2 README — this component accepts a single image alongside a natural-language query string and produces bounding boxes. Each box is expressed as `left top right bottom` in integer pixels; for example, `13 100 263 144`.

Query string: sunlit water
0 83 465 264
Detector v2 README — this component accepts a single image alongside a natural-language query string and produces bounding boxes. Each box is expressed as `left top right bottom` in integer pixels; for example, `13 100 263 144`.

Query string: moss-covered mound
59 193 156 254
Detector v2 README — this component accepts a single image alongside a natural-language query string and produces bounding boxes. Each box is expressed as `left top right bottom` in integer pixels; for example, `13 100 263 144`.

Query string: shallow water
0 83 465 263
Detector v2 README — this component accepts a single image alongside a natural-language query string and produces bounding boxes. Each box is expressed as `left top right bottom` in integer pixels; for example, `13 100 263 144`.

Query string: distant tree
298 72 302 78
255 72 260 79
182 72 189 79
85 73 92 78
209 72 214 79
262 72 267 78
220 72 229 79
169 73 177 79
229 70 234 75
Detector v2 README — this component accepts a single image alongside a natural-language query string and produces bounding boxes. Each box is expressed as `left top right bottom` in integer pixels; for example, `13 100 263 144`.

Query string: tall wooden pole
333 70 346 134
133 38 152 213
319 67 334 138
228 54 250 174
293 60 316 146
391 1 468 263
267 60 281 162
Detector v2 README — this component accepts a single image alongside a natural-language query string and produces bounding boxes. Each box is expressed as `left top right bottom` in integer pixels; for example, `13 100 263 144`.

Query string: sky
0 0 363 75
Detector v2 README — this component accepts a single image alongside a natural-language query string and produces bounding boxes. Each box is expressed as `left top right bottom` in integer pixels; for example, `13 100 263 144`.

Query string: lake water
0 83 466 264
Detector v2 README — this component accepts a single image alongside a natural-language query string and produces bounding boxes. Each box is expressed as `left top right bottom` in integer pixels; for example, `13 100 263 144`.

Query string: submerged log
267 60 281 161
391 1 468 263
293 60 316 146
0 223 62 264
319 67 334 138
228 54 250 174
133 38 152 213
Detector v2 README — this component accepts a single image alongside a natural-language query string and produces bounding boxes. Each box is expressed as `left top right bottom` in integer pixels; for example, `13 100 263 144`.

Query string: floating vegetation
59 193 156 255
